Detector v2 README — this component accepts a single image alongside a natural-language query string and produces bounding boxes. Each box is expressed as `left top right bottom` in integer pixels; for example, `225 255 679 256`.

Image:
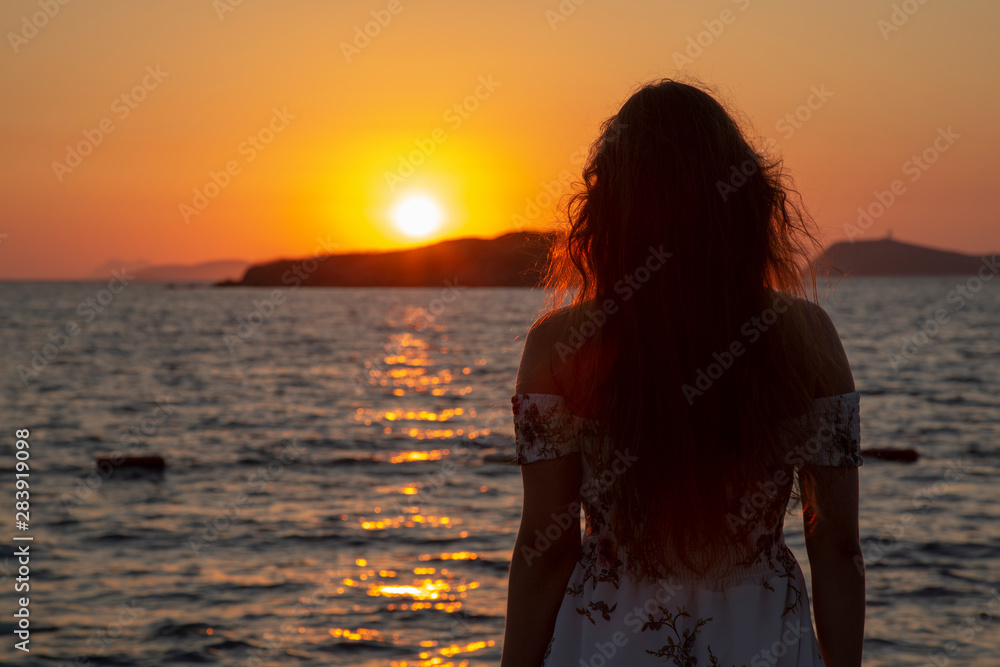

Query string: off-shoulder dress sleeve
787 391 863 467
511 393 582 464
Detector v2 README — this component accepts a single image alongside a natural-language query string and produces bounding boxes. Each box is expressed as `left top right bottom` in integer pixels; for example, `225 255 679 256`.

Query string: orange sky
2 0 997 279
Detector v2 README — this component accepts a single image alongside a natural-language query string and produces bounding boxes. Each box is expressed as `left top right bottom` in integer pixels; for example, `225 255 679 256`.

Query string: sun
391 194 444 239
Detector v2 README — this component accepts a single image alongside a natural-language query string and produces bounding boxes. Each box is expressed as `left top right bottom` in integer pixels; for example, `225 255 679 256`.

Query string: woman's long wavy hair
542 79 834 581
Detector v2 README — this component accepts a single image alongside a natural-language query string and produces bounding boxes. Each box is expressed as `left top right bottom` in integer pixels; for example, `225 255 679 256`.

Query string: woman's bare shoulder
515 307 570 395
772 291 855 397
523 301 604 347
516 302 615 400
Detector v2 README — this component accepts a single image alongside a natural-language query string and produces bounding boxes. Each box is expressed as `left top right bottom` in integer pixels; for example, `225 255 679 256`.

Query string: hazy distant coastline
84 259 250 283
135 260 250 282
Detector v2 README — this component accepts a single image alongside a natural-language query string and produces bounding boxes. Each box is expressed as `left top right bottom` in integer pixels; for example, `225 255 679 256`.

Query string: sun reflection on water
354 332 479 404
359 514 456 530
347 329 501 665
388 449 450 463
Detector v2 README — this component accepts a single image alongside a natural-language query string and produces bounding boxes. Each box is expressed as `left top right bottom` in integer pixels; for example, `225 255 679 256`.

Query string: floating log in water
95 455 167 471
860 448 919 463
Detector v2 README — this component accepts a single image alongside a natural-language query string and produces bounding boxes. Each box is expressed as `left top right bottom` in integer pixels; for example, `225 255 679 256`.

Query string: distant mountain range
134 260 249 282
210 233 991 287
88 258 152 279
89 259 250 282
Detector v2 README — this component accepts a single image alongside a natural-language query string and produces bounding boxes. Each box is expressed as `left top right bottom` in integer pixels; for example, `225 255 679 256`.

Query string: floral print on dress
512 393 584 464
511 391 863 666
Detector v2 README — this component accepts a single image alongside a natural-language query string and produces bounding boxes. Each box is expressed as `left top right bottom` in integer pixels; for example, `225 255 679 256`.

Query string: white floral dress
511 391 863 666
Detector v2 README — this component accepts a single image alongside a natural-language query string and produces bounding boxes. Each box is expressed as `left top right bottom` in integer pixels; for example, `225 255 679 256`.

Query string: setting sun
392 195 444 239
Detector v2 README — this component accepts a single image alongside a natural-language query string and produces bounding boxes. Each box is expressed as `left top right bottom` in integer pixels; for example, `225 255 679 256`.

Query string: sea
0 277 998 666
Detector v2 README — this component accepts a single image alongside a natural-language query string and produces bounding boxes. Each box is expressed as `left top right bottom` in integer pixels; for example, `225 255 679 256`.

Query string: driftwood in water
860 448 919 463
95 454 167 471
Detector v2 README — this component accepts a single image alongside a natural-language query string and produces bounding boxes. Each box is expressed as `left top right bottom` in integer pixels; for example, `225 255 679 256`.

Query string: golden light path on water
354 331 486 403
328 556 490 666
342 330 501 665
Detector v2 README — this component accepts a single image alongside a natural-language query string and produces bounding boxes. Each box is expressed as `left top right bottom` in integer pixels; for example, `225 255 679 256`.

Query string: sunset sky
2 0 997 279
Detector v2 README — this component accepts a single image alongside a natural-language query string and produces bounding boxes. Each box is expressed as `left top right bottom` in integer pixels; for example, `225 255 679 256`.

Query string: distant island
214 233 991 287
814 237 992 277
217 232 554 287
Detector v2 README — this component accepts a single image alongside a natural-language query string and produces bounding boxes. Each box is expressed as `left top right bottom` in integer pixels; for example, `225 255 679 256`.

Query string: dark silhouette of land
88 259 249 282
216 232 554 287
214 232 992 287
815 238 991 276
136 259 249 282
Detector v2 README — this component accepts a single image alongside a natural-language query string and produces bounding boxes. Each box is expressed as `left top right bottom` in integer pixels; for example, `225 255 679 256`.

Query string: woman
501 79 864 666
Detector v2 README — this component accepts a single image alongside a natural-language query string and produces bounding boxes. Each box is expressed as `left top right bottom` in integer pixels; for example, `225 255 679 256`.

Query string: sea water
0 278 997 666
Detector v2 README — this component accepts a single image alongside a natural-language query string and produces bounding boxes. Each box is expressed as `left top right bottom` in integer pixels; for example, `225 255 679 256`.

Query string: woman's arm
801 465 865 667
501 456 582 666
501 312 584 666
799 301 865 666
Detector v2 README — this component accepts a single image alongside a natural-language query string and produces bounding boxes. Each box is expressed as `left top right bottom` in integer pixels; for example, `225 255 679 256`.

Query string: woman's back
508 300 861 665
501 79 864 667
